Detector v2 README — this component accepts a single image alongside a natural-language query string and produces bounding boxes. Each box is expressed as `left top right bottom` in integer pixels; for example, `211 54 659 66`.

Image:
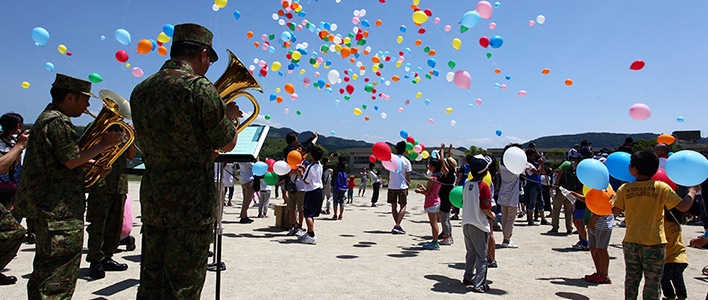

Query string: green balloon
425 74 431 79
357 38 366 45
309 58 317 65
406 142 414 151
423 47 430 53
449 186 463 208
88 73 103 83
348 33 355 38
344 96 350 100
413 139 419 146
269 34 275 40
364 84 374 92
378 63 384 69
264 172 279 186
408 152 418 160
296 110 301 115
487 52 492 59
460 26 469 33
320 45 329 52
264 114 271 120
362 104 367 109
448 60 456 69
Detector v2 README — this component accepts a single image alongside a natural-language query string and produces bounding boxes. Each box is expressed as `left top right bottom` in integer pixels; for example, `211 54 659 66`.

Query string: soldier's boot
0 273 17 285
102 258 128 271
89 262 105 279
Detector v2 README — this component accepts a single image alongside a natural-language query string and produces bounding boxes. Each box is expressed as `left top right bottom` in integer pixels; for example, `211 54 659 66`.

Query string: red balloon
418 28 426 34
652 168 676 191
115 50 129 63
346 84 354 94
260 68 267 77
419 144 425 152
406 136 415 144
630 60 645 71
369 155 377 163
339 88 345 94
372 142 392 161
265 159 276 172
479 36 490 48
424 9 432 16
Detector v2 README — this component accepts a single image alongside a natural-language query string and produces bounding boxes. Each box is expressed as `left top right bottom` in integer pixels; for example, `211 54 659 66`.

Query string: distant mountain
262 125 374 150
526 132 677 149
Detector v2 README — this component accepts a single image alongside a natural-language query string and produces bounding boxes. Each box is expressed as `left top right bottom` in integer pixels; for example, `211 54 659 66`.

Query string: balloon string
120 0 132 29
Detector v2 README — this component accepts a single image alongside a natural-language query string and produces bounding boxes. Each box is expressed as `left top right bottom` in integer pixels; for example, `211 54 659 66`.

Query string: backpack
334 171 348 193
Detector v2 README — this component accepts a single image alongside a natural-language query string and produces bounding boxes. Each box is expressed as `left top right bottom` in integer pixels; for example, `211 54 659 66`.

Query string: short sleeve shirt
461 180 492 232
388 154 412 190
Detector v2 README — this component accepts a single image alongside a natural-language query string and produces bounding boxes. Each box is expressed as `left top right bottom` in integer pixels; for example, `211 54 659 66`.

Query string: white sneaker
295 228 306 237
287 227 298 236
439 237 454 245
301 235 317 244
501 240 519 248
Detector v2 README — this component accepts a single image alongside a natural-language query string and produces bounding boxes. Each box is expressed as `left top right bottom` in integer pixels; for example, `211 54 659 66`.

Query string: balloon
665 150 708 186
483 172 492 186
408 152 418 161
577 159 610 190
346 84 354 94
518 90 527 97
421 150 430 159
479 36 489 48
327 70 340 84
287 150 302 169
381 112 387 119
453 70 471 89
115 50 129 63
131 67 144 77
427 58 436 68
215 0 227 8
158 46 167 56
605 152 636 182
542 68 550 74
488 22 496 29
505 75 511 80
452 38 462 50
445 107 453 114
369 155 377 163
489 36 503 48
529 20 536 26
400 130 409 139
271 61 282 71
233 11 241 19
502 147 526 175
57 44 67 54
252 161 268 176
586 187 614 215
372 142 392 161
657 134 676 145
565 79 573 86
450 186 463 208
88 73 103 83
115 29 131 45
382 155 399 172
496 129 502 136
536 15 546 24
444 25 452 31
264 172 279 185
629 103 651 120
476 1 493 19
44 62 54 72
676 116 685 123
413 144 422 153
412 11 428 24
285 83 295 94
652 169 676 191
137 39 152 54
157 32 171 43
31 27 50 46
630 60 645 71
353 108 362 115
486 52 492 59
21 81 30 89
494 2 501 8
428 119 434 124
446 72 454 82
273 161 291 175
460 11 481 28
265 158 276 172
163 24 174 37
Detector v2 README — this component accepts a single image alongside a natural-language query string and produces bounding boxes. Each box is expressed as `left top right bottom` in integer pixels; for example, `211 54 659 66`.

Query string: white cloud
251 112 282 127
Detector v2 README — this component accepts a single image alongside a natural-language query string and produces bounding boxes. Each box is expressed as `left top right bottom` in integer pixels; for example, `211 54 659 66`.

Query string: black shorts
304 189 324 218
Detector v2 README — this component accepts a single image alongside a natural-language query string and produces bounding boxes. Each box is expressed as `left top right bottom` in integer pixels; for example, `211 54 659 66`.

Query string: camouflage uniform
623 241 666 300
86 150 128 264
14 74 93 300
0 142 25 273
130 23 235 300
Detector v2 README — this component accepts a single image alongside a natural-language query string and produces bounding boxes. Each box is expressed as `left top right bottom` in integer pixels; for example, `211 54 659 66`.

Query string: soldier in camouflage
130 23 240 299
14 74 123 300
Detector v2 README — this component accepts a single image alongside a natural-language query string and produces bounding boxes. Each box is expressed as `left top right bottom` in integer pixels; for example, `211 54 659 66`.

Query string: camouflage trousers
27 217 83 300
623 241 665 300
86 193 126 263
137 224 211 300
0 202 25 270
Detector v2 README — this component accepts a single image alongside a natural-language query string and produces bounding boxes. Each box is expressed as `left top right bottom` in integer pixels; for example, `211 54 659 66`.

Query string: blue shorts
304 189 323 218
574 209 585 220
333 191 345 205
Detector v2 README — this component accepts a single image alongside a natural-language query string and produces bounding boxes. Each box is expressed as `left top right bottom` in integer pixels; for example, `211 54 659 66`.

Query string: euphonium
213 49 263 134
79 89 135 188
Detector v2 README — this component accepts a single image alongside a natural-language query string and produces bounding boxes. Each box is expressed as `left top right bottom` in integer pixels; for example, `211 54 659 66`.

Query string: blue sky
3 0 707 149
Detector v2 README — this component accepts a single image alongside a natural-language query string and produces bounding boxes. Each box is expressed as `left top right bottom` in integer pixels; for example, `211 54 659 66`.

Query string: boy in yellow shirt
661 208 687 300
610 151 699 300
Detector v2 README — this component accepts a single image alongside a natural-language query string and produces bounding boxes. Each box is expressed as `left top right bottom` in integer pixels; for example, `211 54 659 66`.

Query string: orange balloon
376 20 382 26
414 40 422 46
282 1 289 8
494 69 501 74
284 42 291 48
284 83 295 94
328 34 334 42
428 50 436 56
341 47 351 58
363 31 369 38
349 58 356 63
254 42 260 48
565 79 573 86
392 75 400 82
372 56 380 64
411 4 417 10
657 134 676 145
541 68 550 75
365 116 370 121
137 39 153 54
277 10 285 16
276 96 283 103
350 47 358 54
157 46 167 56
363 50 370 55
586 187 615 215
318 30 329 39
246 31 254 39
287 150 302 169
359 65 366 71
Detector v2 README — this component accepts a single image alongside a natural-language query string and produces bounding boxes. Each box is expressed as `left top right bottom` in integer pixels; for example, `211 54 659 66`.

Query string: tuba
213 49 263 134
79 89 135 188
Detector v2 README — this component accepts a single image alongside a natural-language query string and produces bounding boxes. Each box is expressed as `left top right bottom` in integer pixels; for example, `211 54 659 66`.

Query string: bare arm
415 178 434 195
675 186 700 212
65 131 124 170
440 143 448 176
0 130 28 173
482 208 495 219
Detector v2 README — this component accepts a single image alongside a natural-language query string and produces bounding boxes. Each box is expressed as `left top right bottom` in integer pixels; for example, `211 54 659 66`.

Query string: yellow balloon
397 36 403 44
413 0 420 5
416 92 422 98
271 61 282 71
57 44 67 54
313 63 320 68
343 37 351 44
295 6 302 13
276 88 281 92
396 61 402 67
412 11 428 24
421 150 429 159
21 81 30 89
299 69 306 74
372 81 377 86
452 38 462 50
352 74 358 80
215 0 227 8
126 63 130 67
483 172 492 186
291 51 302 60
353 108 362 116
372 65 379 72
582 185 591 196
445 107 453 114
157 32 171 43
334 44 342 51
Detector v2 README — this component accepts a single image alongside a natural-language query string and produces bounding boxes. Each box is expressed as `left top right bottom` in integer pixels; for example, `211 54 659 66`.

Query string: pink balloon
352 17 360 25
434 17 440 24
398 107 404 112
529 20 535 26
518 90 527 97
629 103 651 120
476 98 483 106
261 34 268 41
453 70 471 89
296 25 303 31
291 93 299 101
131 67 144 77
488 22 497 29
500 84 507 90
444 25 452 32
314 71 320 77
476 1 493 19
413 144 422 153
382 155 399 172
404 99 410 105
428 118 434 124
284 108 290 113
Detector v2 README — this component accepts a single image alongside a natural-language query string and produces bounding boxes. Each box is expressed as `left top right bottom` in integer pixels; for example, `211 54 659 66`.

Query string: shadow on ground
92 278 140 297
555 291 590 300
537 277 594 288
424 274 506 295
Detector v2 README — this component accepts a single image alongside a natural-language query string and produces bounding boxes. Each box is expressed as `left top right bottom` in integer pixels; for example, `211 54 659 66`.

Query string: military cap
52 73 96 98
173 23 218 62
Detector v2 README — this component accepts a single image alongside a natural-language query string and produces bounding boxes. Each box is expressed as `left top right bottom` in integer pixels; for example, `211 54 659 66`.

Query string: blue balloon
32 27 50 46
404 47 411 54
605 152 636 182
330 130 336 136
427 58 436 68
298 11 306 18
325 88 333 93
490 36 504 48
233 11 241 20
676 116 685 123
361 19 370 27
432 69 439 76
665 150 708 186
269 93 277 101
399 25 407 33
494 2 501 8
494 83 501 89
495 129 502 136
281 31 292 42
431 151 438 159
577 159 610 190
100 35 106 41
334 99 341 105
115 29 131 46
460 11 481 28
424 99 431 106
149 39 157 51
468 104 474 109
505 75 511 80
317 79 325 88
44 62 54 72
400 130 409 139
163 24 174 38
268 46 275 53
252 161 268 176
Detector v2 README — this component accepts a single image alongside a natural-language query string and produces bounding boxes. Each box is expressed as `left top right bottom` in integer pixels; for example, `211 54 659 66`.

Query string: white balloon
278 19 285 26
415 154 424 161
450 120 456 126
330 23 338 31
381 112 387 119
446 72 455 82
353 10 360 17
272 13 279 20
212 4 220 11
536 15 546 24
502 147 527 175
359 9 367 17
273 161 291 176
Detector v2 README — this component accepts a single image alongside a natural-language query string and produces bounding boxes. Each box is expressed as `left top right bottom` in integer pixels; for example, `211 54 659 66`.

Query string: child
300 146 324 244
584 210 614 284
347 175 356 204
321 157 332 214
438 144 458 245
358 168 368 197
257 172 271 218
331 155 347 220
662 208 688 300
611 151 699 300
461 155 494 293
415 158 443 250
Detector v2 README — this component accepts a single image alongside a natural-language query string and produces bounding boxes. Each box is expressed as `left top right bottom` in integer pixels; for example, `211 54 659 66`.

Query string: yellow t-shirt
610 180 682 245
664 220 688 264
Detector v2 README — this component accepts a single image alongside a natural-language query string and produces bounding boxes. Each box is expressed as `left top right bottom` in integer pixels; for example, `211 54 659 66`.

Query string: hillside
526 132 673 149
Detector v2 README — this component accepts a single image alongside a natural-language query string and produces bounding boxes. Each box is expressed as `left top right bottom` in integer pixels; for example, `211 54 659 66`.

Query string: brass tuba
79 89 135 188
213 49 263 134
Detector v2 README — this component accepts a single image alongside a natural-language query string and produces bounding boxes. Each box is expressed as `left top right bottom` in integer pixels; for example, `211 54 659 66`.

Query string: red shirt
347 179 356 189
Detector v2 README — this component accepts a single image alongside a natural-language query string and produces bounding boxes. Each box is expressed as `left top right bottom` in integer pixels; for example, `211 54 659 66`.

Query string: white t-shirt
462 180 491 232
303 162 323 191
222 163 234 187
259 176 271 192
369 170 379 184
498 165 520 207
388 154 412 190
238 162 254 184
